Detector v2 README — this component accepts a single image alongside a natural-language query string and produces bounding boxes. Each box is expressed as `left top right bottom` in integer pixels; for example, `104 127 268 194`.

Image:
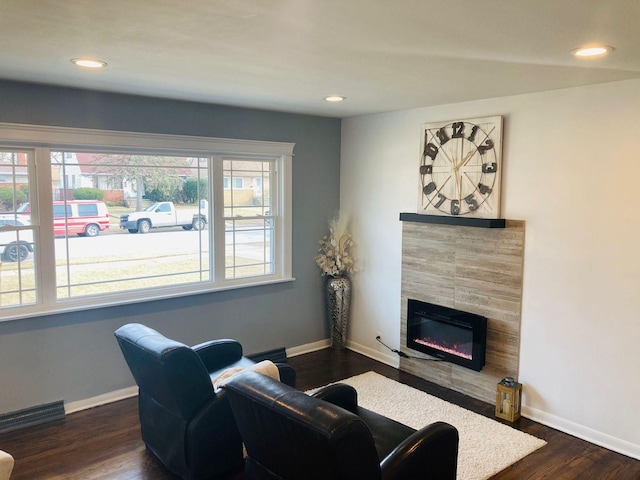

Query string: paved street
57 226 270 262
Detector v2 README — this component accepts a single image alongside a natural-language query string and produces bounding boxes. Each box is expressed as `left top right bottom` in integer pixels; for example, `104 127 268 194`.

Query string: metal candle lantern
495 377 522 422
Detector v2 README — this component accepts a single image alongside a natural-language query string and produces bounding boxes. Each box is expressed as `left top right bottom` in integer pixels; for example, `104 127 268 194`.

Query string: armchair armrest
380 421 458 480
193 339 243 371
310 383 358 413
275 362 297 388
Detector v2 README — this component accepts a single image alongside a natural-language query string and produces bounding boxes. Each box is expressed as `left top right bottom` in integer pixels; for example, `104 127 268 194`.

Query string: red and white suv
17 200 110 237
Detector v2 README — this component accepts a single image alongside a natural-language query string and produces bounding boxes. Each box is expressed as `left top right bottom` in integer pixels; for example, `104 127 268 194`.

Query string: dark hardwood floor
1 348 638 479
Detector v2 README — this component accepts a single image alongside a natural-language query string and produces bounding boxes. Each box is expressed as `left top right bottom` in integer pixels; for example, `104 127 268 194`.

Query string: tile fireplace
399 216 525 402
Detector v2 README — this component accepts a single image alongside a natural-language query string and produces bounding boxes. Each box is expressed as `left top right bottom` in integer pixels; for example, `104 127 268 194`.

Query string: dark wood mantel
399 212 506 228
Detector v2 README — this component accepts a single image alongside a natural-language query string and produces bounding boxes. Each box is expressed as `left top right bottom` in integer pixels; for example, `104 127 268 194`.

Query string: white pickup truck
119 201 208 234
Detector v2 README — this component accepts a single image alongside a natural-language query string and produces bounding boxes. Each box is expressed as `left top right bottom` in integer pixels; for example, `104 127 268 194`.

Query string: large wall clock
418 115 503 218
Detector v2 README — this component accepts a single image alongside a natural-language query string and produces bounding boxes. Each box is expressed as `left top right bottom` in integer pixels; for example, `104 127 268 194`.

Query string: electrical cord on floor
376 336 442 361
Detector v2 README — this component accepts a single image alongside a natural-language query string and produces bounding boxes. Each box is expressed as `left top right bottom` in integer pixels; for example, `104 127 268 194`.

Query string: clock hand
455 124 495 169
452 163 461 203
455 149 476 170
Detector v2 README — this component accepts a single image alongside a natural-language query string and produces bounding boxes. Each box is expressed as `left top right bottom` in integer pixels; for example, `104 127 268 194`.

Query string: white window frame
0 122 295 322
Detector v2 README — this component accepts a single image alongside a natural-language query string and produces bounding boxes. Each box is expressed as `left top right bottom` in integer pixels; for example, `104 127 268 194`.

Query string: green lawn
0 253 266 307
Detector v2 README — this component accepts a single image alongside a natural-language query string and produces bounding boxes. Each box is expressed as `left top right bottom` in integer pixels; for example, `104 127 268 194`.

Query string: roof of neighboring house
0 165 28 174
74 153 196 177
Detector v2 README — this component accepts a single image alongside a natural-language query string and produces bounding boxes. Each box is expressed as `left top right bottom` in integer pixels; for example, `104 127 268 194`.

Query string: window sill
0 276 296 323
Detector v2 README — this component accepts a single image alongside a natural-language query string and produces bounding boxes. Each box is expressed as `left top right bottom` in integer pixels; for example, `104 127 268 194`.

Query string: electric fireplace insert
406 299 487 371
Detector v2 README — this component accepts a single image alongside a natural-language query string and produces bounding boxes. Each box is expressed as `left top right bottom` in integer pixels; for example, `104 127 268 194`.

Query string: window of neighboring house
223 176 243 189
0 123 294 321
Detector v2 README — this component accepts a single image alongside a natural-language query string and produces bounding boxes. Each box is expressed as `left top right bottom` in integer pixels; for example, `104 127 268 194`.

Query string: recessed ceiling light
571 45 613 58
71 58 107 68
325 95 346 102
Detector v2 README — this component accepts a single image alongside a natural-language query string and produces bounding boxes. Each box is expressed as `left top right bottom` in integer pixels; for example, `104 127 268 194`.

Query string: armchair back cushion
116 325 216 419
114 323 245 480
224 371 457 480
224 371 381 480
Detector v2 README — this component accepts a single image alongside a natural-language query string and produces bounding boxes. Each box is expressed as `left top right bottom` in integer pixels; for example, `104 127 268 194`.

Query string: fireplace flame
414 337 472 360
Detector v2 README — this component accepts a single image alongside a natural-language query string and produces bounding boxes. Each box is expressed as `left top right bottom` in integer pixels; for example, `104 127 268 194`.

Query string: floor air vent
0 400 65 434
248 347 287 364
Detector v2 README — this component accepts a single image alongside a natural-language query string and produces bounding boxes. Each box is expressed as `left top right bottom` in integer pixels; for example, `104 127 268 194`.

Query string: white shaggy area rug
310 371 546 480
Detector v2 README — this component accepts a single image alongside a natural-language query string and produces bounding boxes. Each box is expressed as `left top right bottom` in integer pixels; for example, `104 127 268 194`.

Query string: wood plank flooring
1 348 638 479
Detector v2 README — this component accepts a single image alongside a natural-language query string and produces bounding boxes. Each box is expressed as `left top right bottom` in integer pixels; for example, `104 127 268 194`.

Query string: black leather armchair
114 323 296 480
223 371 459 480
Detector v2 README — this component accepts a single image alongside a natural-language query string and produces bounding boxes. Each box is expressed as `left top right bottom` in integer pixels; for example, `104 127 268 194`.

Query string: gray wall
0 80 341 413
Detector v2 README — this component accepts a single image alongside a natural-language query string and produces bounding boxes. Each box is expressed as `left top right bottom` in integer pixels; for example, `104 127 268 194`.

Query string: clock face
418 116 503 218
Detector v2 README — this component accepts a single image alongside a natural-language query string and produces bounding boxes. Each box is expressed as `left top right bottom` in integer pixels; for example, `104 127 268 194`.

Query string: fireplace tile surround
400 218 525 403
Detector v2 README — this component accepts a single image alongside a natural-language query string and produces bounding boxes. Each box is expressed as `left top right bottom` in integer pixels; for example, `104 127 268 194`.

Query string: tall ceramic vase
326 275 352 349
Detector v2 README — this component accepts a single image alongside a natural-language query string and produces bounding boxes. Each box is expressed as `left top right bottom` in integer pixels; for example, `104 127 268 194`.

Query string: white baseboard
65 386 138 415
286 339 330 357
286 338 399 368
62 340 639 463
522 405 640 461
350 340 640 461
347 340 399 368
65 341 333 416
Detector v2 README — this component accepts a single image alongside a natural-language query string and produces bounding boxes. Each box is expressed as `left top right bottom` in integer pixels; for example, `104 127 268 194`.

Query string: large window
0 149 36 308
0 124 294 321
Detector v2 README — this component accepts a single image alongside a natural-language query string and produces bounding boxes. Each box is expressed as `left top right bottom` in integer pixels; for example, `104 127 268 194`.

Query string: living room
1 2 639 479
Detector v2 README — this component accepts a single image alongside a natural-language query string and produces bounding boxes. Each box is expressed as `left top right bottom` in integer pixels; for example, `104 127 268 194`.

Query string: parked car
120 200 208 234
0 216 34 262
17 200 110 237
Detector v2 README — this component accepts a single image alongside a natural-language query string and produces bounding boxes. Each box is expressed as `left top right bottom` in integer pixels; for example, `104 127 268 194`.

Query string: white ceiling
1 0 639 118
